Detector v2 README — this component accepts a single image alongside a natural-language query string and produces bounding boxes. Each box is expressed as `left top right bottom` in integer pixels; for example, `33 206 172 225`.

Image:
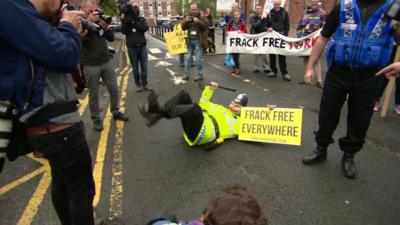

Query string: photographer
120 1 151 92
81 0 129 131
182 3 209 81
1 0 97 224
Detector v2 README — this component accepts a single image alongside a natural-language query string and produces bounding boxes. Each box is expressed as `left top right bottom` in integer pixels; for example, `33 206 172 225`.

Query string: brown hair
203 186 268 225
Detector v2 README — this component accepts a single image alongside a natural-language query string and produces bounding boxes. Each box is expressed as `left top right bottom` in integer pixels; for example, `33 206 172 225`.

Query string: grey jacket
20 70 80 124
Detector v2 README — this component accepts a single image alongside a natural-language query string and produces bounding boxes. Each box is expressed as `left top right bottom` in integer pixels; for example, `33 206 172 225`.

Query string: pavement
0 34 399 225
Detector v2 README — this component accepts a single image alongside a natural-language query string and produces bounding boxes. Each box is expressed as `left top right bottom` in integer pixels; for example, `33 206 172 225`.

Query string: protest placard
164 30 187 55
226 29 321 56
239 107 303 146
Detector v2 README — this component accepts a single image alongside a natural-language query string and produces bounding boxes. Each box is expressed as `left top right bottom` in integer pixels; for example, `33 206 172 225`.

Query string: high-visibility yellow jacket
183 86 240 146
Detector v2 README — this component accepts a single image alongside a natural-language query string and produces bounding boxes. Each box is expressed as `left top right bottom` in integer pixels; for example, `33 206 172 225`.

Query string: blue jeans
184 40 203 77
127 46 149 87
179 53 185 65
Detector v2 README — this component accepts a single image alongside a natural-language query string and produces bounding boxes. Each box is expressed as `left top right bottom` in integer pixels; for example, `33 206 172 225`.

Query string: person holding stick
302 0 397 179
138 82 247 150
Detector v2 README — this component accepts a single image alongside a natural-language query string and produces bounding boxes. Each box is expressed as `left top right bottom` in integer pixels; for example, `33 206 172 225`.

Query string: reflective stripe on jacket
183 86 240 146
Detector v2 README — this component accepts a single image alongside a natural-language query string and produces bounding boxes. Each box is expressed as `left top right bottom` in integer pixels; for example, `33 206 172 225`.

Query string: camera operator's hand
60 9 85 31
193 17 199 23
80 29 89 37
87 10 99 23
209 81 219 90
99 20 109 29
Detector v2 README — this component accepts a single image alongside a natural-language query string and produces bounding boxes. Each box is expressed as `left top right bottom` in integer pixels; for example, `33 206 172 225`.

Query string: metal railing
148 26 173 40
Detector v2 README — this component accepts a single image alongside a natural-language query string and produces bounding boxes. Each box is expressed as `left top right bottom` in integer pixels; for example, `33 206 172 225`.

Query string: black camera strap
26 100 79 125
24 59 79 125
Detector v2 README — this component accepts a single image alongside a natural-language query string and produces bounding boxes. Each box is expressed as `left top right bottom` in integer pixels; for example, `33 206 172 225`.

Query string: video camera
65 2 112 35
117 0 140 23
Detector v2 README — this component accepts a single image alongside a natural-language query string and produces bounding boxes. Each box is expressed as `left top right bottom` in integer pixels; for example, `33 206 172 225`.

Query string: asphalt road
0 35 399 225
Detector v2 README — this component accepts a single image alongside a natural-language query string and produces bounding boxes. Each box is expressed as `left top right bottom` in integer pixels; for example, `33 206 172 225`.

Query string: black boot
147 91 160 113
302 146 327 165
341 153 357 179
138 91 162 126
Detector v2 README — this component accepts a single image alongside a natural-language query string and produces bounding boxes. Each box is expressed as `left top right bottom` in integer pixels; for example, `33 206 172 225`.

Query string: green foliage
99 0 118 16
174 0 217 16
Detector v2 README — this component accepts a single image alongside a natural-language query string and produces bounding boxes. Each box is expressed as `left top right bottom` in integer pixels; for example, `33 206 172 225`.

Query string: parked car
162 19 178 29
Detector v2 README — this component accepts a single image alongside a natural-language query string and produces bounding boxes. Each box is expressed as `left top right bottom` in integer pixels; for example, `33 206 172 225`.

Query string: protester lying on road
138 82 246 150
138 82 276 151
146 186 268 225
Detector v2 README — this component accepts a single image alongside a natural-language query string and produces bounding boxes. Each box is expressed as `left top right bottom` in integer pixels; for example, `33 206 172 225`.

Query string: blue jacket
0 0 81 114
326 0 394 69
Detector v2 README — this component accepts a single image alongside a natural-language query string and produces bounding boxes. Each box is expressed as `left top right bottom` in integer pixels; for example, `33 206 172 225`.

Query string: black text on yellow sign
238 107 303 146
165 30 188 55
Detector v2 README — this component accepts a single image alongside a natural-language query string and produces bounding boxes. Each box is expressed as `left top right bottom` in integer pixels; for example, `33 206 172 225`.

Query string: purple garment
296 8 326 37
188 220 204 225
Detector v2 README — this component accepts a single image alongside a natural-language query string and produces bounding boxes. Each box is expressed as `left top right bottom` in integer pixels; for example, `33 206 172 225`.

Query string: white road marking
148 54 157 60
149 48 162 54
166 68 186 85
155 61 172 67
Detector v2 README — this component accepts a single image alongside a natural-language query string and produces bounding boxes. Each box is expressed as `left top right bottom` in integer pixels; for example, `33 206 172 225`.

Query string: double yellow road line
0 39 131 224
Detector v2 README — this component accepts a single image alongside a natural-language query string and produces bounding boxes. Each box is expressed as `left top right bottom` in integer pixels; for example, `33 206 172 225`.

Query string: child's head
202 186 268 225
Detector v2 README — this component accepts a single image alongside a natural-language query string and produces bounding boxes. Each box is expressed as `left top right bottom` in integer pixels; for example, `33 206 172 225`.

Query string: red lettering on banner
304 39 311 48
288 42 293 49
294 41 302 49
311 36 318 46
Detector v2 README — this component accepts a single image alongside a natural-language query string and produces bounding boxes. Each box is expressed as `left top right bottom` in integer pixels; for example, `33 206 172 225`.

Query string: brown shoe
193 76 204 81
230 69 235 74
142 85 153 91
136 86 142 92
234 68 240 75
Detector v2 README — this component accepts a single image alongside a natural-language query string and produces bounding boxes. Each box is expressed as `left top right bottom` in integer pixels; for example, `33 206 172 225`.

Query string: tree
175 0 217 16
98 0 118 16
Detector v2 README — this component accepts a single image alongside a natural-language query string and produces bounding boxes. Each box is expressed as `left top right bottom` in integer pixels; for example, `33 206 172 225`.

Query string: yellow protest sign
239 107 303 146
165 30 187 55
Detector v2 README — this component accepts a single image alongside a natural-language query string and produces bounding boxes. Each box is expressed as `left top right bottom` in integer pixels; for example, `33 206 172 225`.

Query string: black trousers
162 90 204 142
315 67 379 153
269 54 288 75
29 122 95 225
232 53 240 69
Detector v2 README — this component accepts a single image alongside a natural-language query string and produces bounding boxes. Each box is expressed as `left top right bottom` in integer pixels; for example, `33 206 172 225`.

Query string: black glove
203 140 220 151
0 154 5 173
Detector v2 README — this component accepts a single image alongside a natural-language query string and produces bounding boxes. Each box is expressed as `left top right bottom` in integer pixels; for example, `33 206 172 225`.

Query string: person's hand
120 13 125 20
304 67 315 84
60 9 85 31
209 81 219 90
99 19 109 29
80 29 88 37
87 10 99 23
376 62 400 78
267 27 273 32
193 17 199 23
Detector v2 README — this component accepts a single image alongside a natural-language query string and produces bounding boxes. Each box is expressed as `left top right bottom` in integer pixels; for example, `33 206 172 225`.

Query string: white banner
262 0 286 18
226 29 321 56
217 0 235 12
